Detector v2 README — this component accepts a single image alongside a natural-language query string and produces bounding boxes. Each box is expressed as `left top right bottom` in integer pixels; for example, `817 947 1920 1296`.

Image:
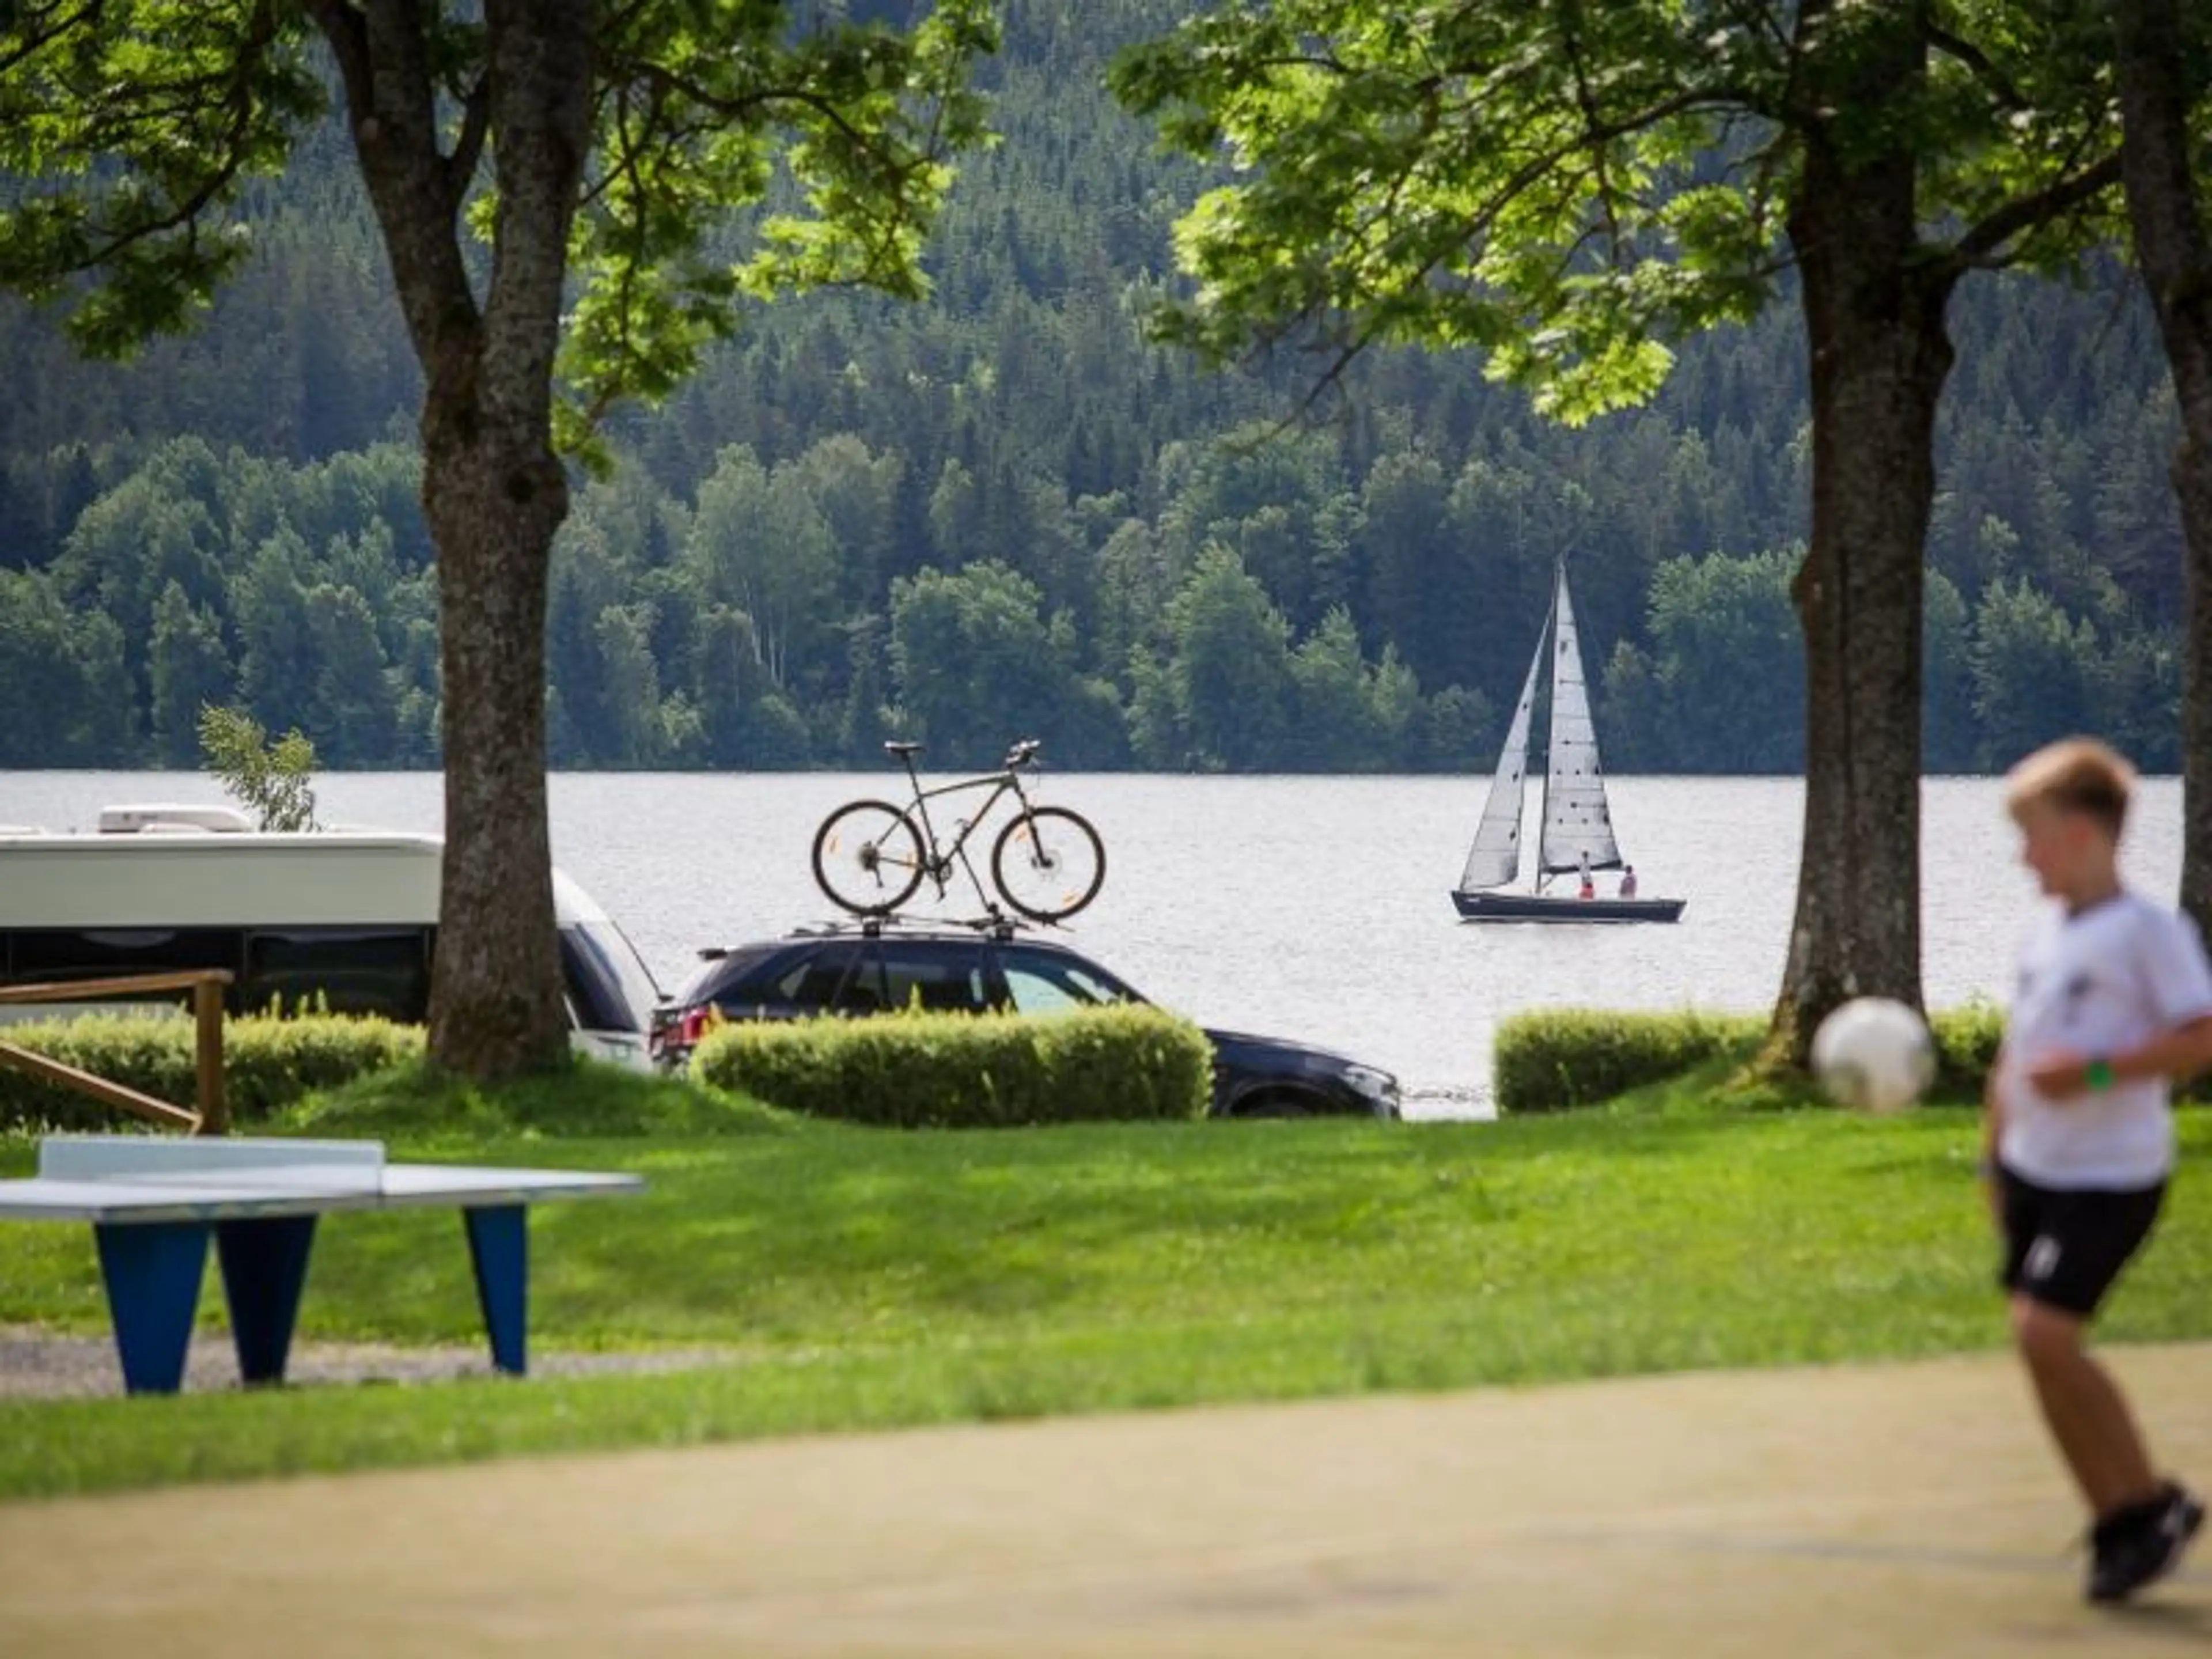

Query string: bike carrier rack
788 908 1051 942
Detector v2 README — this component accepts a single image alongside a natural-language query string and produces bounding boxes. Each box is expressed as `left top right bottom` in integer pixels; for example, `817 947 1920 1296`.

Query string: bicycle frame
889 756 1039 908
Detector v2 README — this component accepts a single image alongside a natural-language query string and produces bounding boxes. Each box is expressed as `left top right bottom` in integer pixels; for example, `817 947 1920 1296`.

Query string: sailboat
1450 562 1685 923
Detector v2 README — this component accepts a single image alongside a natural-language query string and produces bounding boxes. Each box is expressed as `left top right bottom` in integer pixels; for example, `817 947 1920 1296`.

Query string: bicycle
810 738 1107 923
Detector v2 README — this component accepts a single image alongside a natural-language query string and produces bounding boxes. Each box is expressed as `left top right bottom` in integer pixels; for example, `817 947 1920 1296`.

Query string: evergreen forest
0 0 2187 776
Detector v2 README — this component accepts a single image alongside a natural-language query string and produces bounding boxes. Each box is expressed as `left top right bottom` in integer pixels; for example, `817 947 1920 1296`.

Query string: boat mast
1531 560 1564 894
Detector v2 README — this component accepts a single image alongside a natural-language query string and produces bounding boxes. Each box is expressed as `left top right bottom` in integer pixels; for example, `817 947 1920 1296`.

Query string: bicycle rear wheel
812 800 927 914
991 806 1106 922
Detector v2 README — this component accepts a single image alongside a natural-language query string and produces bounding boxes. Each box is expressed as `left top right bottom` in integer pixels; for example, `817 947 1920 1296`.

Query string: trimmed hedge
691 1004 1214 1128
1494 1010 1764 1115
0 1013 422 1133
1493 1002 2009 1115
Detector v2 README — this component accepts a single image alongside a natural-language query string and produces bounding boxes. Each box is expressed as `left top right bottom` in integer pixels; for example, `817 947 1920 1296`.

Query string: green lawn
6 1086 2212 1499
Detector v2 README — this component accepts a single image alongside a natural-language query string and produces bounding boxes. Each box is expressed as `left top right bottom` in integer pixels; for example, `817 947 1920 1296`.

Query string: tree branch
1557 9 1626 268
610 56 923 183
1926 23 2029 113
445 71 493 198
52 0 287 275
0 0 101 76
301 0 372 119
307 0 484 372
1947 150 2122 271
1446 88 1728 247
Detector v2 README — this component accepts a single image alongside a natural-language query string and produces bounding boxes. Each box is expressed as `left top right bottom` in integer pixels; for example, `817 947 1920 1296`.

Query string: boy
1988 737 2212 1603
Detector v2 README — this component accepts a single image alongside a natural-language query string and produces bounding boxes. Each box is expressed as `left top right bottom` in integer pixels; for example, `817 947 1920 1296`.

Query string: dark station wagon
652 925 1401 1120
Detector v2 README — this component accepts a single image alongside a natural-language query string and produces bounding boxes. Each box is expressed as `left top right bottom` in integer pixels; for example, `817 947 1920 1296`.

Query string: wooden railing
0 971 232 1135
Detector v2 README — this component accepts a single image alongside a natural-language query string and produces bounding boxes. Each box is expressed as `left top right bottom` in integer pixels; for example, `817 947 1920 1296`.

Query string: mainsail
1537 564 1623 875
1456 607 1549 892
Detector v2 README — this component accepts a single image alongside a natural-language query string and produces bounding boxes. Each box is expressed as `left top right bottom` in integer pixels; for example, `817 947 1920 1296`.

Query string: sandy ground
5 1343 2211 1658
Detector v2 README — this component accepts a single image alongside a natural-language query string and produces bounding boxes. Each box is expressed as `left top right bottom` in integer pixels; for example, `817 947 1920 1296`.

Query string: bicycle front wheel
812 800 927 915
991 806 1106 922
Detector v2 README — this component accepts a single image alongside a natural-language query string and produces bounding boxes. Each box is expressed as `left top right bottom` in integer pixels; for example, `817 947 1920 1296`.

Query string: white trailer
0 809 659 1070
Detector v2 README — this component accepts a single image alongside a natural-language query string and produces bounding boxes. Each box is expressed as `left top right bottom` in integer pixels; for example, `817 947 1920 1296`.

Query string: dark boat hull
1451 889 1685 924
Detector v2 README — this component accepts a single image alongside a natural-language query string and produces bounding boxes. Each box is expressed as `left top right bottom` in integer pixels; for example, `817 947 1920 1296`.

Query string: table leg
215 1214 319 1385
92 1221 211 1395
463 1205 528 1375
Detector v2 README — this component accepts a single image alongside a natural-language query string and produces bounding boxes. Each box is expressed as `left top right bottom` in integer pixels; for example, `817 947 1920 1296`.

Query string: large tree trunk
314 0 596 1078
2112 0 2212 942
421 412 571 1077
1769 9 1955 1064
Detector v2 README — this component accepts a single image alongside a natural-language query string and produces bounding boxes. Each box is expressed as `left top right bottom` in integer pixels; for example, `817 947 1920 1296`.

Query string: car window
996 946 1137 1014
690 945 798 1005
843 941 990 1014
777 942 859 1012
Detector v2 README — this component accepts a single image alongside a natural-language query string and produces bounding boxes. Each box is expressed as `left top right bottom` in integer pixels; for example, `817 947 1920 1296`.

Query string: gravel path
9 1344 2212 1658
0 1324 737 1399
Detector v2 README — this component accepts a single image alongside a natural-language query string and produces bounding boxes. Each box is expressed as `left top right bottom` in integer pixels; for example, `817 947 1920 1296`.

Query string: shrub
1495 1002 2012 1115
1929 1002 2003 1079
691 1004 1213 1128
1493 1009 1763 1115
0 1013 421 1133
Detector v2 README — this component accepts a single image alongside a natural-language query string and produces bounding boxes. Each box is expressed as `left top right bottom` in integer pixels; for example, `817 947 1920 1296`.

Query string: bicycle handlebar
1005 738 1042 768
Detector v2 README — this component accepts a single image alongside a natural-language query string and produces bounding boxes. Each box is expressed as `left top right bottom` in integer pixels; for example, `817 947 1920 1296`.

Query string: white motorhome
0 808 660 1070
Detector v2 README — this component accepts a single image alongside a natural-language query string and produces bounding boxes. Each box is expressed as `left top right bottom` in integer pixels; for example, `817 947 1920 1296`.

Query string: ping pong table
0 1135 644 1395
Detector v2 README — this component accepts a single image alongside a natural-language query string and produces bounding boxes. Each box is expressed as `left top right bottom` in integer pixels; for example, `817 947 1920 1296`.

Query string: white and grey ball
1811 997 1937 1113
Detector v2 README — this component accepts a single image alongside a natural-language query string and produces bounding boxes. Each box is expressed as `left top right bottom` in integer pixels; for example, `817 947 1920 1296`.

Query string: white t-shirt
1999 891 2212 1189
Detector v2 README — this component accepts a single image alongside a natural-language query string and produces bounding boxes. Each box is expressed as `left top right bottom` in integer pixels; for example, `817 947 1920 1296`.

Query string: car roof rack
784 911 1041 942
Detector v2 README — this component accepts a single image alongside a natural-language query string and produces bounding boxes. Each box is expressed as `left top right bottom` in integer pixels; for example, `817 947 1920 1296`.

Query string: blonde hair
2005 737 2134 838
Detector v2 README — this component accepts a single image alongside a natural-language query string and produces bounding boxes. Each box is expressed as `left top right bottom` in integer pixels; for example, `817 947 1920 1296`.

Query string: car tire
1232 1089 1331 1120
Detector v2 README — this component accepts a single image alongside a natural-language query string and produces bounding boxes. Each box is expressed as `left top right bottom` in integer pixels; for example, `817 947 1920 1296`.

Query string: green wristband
2085 1058 2116 1092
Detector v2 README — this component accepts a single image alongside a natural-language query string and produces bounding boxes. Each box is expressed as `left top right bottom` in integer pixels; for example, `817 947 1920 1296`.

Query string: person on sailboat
1619 865 1638 899
1577 853 1594 901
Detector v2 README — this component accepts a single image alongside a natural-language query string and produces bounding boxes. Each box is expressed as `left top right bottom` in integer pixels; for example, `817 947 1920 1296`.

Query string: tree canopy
1111 1 2121 415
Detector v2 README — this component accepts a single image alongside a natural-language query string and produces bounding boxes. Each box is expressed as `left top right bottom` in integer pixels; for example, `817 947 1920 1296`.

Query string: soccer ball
1810 997 1937 1113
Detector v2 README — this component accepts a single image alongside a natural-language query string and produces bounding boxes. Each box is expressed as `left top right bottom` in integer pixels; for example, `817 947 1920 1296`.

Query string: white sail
1538 565 1623 874
1456 616 1548 892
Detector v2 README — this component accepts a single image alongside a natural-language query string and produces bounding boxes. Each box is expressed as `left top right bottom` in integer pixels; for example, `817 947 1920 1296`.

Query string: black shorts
1998 1167 2165 1317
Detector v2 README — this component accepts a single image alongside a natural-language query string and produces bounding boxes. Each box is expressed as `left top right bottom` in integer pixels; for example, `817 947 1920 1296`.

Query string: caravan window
559 922 660 1035
7 928 243 987
243 927 433 1022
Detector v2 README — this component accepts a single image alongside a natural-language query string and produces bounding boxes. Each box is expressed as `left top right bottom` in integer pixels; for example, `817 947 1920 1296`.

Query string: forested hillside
0 0 2184 774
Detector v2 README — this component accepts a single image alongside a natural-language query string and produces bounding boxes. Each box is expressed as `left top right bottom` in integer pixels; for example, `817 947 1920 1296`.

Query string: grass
278 1056 801 1139
5 1071 2212 1499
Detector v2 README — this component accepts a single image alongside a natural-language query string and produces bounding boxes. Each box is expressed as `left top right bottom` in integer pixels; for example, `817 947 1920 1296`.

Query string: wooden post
194 978 228 1137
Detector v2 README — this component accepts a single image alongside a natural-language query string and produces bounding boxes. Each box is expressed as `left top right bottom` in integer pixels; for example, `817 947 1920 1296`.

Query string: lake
0 771 2184 1118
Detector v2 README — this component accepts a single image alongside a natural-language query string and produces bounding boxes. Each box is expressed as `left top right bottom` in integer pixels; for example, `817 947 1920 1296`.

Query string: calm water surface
1 771 2184 1118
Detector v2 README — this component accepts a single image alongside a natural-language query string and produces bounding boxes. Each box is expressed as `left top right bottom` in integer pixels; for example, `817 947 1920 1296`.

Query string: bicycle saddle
884 740 924 757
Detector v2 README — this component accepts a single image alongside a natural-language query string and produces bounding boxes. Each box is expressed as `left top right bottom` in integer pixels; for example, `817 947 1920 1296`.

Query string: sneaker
2089 1483 2205 1604
2085 1503 2146 1603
